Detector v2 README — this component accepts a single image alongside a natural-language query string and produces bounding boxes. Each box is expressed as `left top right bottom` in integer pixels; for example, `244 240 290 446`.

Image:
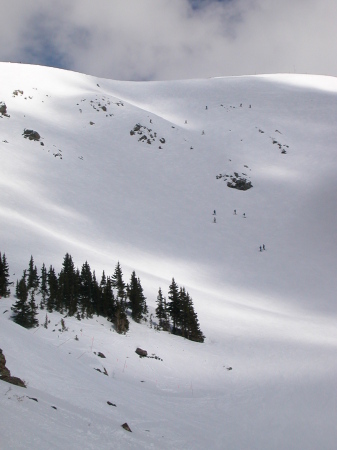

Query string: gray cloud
1 0 336 80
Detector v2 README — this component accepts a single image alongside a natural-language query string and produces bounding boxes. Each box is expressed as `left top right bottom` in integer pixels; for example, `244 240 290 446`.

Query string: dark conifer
79 261 93 318
111 261 126 302
27 255 39 290
114 301 129 334
12 270 38 328
28 288 39 328
91 270 101 316
58 253 78 315
0 252 10 298
39 263 48 308
12 272 30 327
101 275 116 320
46 265 58 312
155 287 170 331
179 287 189 337
111 262 129 333
187 307 204 343
98 270 107 316
127 271 148 323
182 290 205 343
167 278 180 334
100 270 107 290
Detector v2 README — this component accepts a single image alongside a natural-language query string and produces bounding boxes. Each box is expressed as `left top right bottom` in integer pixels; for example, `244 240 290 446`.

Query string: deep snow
0 63 337 449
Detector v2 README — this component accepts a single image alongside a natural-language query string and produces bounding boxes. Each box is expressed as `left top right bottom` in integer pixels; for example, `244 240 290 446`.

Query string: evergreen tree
102 276 116 321
0 252 10 298
162 294 170 331
27 255 39 290
11 270 37 328
74 268 81 314
46 265 58 312
58 253 78 315
12 273 30 327
99 270 116 322
98 270 107 316
28 288 39 328
178 287 188 337
155 287 170 331
111 262 129 333
179 288 204 343
167 278 180 334
114 301 129 334
79 261 93 318
111 261 126 302
91 270 101 316
100 270 107 291
186 304 204 343
127 271 148 323
39 263 48 308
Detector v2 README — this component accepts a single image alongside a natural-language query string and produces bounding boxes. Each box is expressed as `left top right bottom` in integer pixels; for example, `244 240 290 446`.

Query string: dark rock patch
122 422 132 432
135 347 147 357
0 349 26 388
0 102 7 115
23 129 40 141
227 177 252 191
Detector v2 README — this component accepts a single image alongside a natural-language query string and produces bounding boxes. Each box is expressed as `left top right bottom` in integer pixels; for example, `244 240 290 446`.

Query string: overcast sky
1 0 336 81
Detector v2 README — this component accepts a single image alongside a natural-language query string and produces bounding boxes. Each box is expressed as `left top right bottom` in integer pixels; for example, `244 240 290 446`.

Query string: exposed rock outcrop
23 129 41 141
135 347 147 357
227 176 252 191
121 422 132 432
0 102 7 115
0 348 26 388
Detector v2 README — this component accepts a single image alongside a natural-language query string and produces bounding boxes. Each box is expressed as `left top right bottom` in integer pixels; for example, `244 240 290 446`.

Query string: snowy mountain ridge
0 63 337 449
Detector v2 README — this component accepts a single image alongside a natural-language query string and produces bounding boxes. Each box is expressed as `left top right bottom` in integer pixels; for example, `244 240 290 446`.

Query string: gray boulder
23 129 41 141
135 347 147 357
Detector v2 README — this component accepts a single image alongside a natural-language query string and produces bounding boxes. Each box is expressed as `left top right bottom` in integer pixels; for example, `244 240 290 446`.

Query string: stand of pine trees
155 278 205 343
11 256 39 329
4 251 205 342
9 254 147 334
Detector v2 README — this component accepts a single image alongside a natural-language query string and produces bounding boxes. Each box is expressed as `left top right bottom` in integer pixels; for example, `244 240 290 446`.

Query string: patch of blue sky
189 0 233 10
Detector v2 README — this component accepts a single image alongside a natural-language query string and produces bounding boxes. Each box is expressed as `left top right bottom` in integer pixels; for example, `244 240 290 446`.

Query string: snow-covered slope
1 63 337 449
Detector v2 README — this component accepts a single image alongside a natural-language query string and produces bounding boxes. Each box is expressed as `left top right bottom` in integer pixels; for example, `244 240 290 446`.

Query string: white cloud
0 0 336 80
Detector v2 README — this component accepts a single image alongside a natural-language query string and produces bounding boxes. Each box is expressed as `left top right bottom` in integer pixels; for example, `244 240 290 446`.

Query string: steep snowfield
0 63 337 449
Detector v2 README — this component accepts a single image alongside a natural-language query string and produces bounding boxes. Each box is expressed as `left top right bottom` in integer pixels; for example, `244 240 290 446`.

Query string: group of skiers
233 209 246 217
212 209 266 252
212 209 247 222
